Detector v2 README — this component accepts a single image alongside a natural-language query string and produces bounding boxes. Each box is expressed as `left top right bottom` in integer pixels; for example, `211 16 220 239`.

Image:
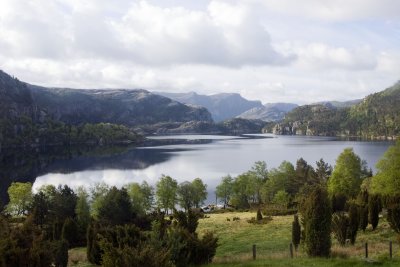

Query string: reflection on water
0 135 394 205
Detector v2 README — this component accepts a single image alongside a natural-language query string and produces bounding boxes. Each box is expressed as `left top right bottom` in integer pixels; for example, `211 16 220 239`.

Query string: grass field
67 211 400 266
197 211 400 266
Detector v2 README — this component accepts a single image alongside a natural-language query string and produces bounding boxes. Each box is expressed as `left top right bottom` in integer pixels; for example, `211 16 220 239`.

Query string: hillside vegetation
270 81 400 139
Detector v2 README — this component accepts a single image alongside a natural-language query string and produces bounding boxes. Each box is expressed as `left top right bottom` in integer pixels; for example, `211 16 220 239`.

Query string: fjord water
30 134 392 204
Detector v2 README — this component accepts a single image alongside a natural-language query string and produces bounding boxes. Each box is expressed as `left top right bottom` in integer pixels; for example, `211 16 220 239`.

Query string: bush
385 196 400 233
348 202 359 245
87 222 102 265
61 217 79 248
53 239 69 267
331 212 348 246
368 194 380 230
302 186 331 257
292 214 301 250
359 205 368 232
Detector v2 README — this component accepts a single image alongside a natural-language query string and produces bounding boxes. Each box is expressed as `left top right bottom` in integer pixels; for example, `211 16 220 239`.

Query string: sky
0 0 399 104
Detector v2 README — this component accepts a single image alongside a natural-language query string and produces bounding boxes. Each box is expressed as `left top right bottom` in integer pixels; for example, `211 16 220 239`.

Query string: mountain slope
237 103 298 121
0 70 213 147
156 91 263 121
269 81 400 138
29 86 212 126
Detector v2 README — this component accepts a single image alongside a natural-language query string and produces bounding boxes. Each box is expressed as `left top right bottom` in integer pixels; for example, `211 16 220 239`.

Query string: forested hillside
270 81 400 139
0 70 212 148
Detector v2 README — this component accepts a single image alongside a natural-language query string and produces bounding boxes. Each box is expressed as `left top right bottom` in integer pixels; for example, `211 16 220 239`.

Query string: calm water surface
28 134 393 204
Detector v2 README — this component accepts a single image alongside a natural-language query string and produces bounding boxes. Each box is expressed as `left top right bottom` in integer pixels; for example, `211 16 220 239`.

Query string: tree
328 148 363 198
97 186 134 225
288 158 316 196
191 178 207 208
216 175 233 207
30 191 50 227
156 175 178 214
273 190 289 209
6 182 33 216
177 181 195 211
231 173 253 208
90 182 110 218
75 187 90 244
371 140 400 196
249 161 268 203
315 158 332 183
302 186 331 257
52 185 78 222
262 161 295 201
127 181 154 215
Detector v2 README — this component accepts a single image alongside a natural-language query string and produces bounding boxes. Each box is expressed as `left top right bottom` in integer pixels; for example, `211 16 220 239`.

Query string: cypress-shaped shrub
348 203 359 245
302 186 332 257
61 217 79 248
87 222 102 265
385 196 400 233
359 205 368 232
292 214 301 250
53 239 69 267
368 194 380 230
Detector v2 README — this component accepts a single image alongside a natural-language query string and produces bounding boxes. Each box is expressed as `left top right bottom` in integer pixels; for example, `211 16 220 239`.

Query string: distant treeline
0 117 142 148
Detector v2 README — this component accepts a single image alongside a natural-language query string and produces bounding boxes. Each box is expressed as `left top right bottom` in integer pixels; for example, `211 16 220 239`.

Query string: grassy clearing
197 212 400 266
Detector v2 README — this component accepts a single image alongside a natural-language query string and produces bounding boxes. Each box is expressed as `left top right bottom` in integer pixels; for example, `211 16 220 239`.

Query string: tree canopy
156 175 178 214
371 140 400 196
6 182 33 216
328 148 363 198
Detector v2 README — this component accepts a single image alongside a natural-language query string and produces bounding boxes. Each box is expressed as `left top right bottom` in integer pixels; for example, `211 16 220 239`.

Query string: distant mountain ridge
156 91 263 122
29 86 212 126
237 103 298 121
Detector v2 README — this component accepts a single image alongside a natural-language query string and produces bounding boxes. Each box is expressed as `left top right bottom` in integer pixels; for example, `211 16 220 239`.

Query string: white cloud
0 0 399 104
252 0 400 21
289 43 378 70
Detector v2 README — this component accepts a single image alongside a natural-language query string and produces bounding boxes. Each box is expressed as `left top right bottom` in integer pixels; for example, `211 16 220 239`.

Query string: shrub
302 186 331 257
385 196 400 233
87 222 102 265
347 202 359 245
331 212 348 246
53 239 69 267
292 214 301 250
359 205 368 232
368 194 380 230
61 217 79 248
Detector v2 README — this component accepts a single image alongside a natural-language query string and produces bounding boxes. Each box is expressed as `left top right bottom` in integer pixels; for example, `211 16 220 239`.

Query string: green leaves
328 148 363 198
371 140 400 196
